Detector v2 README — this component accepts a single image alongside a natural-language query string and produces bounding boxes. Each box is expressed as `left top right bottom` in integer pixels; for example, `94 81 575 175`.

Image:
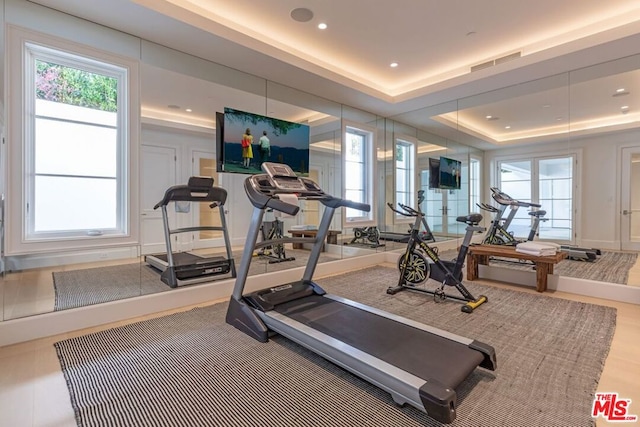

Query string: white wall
483 128 640 250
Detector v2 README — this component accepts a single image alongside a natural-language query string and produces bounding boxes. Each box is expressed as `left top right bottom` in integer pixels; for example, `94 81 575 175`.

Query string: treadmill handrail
245 174 370 215
153 184 227 209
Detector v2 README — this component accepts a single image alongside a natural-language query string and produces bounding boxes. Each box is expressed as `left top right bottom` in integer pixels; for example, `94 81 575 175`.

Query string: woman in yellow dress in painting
241 128 253 168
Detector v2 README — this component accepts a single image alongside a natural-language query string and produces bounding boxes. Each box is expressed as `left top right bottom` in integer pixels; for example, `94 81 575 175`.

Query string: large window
5 26 138 254
343 123 375 226
394 136 416 222
25 45 128 240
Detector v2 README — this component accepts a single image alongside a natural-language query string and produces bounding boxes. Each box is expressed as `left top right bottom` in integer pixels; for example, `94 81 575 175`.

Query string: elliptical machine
386 202 488 313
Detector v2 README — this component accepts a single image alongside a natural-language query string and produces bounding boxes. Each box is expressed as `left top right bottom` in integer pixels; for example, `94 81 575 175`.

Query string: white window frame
469 155 481 213
342 120 377 227
6 26 140 255
393 134 416 224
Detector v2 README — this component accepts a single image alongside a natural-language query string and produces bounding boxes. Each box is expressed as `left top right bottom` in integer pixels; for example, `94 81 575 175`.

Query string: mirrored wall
2 6 639 322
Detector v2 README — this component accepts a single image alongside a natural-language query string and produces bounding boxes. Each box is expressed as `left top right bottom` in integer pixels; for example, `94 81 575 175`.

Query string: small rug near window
55 266 616 426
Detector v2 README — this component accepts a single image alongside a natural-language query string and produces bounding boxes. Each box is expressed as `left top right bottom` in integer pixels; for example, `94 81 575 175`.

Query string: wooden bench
466 244 567 292
288 229 342 249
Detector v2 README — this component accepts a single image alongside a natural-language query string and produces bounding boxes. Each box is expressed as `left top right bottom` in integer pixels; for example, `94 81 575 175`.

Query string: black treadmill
145 176 236 288
226 163 496 424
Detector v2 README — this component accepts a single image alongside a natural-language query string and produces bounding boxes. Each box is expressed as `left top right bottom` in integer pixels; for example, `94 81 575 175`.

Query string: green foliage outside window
35 60 117 112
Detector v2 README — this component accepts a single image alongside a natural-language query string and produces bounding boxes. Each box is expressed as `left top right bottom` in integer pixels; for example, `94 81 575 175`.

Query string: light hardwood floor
1 262 639 427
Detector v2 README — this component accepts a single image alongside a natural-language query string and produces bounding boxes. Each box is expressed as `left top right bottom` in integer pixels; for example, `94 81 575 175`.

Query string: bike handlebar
490 187 541 208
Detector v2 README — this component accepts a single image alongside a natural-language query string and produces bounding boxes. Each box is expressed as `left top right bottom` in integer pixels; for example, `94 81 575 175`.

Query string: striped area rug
55 266 616 426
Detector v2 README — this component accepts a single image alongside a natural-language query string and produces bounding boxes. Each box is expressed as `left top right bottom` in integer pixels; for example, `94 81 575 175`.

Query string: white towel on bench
516 241 559 256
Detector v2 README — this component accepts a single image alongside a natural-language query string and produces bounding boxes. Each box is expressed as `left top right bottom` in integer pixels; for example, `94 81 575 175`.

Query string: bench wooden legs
467 254 553 293
535 262 553 292
466 254 489 281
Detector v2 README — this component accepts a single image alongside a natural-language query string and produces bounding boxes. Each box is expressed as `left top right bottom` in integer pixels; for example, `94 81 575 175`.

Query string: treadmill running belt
275 295 484 388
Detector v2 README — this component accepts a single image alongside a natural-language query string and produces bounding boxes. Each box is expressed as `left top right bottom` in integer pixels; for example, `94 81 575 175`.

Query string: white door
298 166 322 227
621 147 640 251
191 150 228 250
140 145 177 255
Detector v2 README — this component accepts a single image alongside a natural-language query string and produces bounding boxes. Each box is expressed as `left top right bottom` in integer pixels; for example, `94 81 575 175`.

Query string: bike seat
528 210 546 217
456 213 483 225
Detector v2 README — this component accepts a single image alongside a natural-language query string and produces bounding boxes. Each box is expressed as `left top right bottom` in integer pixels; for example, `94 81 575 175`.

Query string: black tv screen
439 156 462 190
217 107 310 175
215 112 225 173
428 158 440 189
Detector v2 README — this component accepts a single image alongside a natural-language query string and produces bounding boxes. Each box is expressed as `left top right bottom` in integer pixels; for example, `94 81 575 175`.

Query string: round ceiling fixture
290 8 314 22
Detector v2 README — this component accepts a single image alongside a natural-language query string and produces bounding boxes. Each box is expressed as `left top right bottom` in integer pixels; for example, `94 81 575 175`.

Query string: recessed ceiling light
621 105 630 109
318 22 327 30
617 88 626 93
290 7 313 22
505 125 511 129
542 104 551 108
185 108 192 112
485 115 492 119
556 117 563 121
390 62 398 68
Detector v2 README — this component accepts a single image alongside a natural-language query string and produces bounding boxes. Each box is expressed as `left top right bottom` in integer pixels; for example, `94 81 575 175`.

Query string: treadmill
226 163 496 424
145 176 236 288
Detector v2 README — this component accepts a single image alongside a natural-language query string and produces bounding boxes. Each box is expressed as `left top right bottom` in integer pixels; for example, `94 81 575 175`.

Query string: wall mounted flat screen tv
216 107 310 175
439 156 462 190
428 158 440 189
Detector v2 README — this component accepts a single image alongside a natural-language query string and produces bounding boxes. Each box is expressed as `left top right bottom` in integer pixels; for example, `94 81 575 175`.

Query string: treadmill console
261 162 307 192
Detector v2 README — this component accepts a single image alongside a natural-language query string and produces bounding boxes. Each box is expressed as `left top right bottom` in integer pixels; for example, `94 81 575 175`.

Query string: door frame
620 146 640 251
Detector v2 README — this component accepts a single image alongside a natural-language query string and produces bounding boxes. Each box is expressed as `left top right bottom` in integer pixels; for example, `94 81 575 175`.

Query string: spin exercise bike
386 202 488 313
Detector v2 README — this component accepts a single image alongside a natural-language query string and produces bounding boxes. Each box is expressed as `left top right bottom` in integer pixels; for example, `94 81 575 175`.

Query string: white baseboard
477 264 640 304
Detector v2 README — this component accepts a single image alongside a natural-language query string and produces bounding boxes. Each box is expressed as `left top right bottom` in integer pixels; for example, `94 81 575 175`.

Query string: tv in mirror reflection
216 107 310 175
428 156 461 190
438 156 462 190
